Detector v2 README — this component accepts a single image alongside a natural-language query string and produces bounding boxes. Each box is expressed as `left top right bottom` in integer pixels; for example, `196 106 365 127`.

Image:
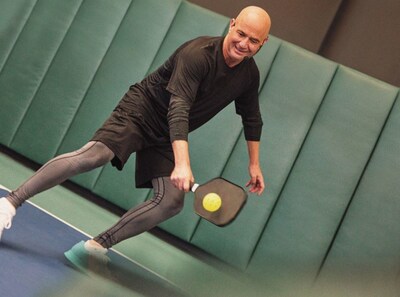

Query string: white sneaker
0 198 16 241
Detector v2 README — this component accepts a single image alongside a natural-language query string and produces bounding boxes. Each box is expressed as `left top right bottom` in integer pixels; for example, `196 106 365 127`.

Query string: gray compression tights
94 177 184 249
7 141 114 208
6 141 185 249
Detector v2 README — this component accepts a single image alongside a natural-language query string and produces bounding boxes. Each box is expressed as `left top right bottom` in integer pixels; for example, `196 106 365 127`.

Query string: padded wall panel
90 0 181 209
0 0 82 146
159 36 281 241
86 0 182 209
0 0 36 72
191 42 337 268
246 67 398 292
253 35 282 91
314 92 400 296
147 1 229 73
10 0 131 164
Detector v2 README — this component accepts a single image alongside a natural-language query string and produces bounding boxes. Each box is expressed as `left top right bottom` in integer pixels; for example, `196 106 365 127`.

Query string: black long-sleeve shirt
126 36 263 143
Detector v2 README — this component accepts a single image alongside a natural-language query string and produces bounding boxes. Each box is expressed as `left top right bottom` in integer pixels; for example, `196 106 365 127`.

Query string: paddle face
193 178 247 227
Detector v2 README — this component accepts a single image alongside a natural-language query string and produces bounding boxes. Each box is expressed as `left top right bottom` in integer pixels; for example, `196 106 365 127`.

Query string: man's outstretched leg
0 141 114 240
69 176 184 256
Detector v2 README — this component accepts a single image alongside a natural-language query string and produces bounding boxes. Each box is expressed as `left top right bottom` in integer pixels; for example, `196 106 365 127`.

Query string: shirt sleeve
234 66 263 141
166 46 208 142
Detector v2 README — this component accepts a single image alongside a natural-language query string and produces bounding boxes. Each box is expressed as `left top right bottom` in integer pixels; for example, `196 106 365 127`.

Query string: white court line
0 184 188 294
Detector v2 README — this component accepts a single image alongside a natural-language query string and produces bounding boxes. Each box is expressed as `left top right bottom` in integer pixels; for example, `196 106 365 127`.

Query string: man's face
223 18 268 66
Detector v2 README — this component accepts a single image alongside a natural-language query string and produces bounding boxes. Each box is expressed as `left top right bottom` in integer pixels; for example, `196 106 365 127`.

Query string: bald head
235 6 271 41
223 6 271 67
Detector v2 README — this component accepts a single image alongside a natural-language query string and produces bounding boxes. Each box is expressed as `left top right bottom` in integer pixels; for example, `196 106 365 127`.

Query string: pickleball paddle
191 177 247 227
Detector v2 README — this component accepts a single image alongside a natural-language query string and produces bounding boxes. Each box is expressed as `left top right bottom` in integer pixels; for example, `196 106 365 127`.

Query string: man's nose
238 38 249 48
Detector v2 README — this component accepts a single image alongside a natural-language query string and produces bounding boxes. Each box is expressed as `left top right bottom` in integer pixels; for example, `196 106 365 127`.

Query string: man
0 6 270 254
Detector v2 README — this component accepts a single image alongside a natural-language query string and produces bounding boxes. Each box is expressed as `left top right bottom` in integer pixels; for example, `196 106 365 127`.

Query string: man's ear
229 18 236 30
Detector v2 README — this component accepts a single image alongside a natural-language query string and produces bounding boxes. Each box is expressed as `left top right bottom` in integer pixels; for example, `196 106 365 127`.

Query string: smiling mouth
234 46 248 55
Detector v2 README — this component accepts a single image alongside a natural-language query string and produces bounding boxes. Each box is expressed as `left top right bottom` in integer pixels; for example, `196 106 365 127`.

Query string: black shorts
91 97 174 189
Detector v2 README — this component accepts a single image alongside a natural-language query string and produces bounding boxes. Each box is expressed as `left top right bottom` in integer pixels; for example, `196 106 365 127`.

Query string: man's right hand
171 140 194 192
170 164 194 192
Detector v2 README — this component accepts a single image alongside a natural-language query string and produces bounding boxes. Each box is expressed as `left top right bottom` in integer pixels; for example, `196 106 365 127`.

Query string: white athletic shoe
0 197 16 241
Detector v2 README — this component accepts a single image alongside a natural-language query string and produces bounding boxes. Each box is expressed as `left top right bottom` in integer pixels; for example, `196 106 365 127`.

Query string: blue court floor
0 187 191 297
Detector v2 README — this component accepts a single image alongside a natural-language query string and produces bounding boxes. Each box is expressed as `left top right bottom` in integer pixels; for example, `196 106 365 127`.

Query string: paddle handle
191 183 199 192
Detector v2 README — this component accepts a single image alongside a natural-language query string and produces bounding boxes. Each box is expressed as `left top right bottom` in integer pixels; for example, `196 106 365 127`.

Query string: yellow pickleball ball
202 193 222 212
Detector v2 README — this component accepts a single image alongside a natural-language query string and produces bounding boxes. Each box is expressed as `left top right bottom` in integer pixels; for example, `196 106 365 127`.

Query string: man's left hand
246 165 265 195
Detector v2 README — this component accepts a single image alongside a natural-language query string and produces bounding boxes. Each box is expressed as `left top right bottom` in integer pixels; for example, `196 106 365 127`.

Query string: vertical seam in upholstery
144 0 184 76
0 0 38 75
258 40 283 92
0 0 38 146
58 0 135 191
9 0 85 147
57 0 135 156
91 0 183 193
313 88 400 283
245 63 340 271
